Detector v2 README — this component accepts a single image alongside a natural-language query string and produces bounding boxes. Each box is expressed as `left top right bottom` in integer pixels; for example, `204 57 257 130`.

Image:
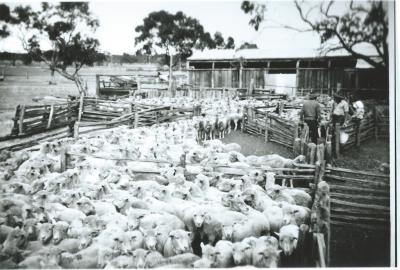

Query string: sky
0 0 378 55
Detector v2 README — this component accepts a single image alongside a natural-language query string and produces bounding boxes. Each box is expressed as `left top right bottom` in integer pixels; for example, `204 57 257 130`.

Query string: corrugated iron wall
189 67 387 93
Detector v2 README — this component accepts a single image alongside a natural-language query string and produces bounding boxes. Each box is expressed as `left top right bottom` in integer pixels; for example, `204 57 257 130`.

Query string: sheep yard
0 64 391 269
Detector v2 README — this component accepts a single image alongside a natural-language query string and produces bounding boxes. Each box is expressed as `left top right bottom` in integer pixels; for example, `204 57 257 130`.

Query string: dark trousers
305 120 318 144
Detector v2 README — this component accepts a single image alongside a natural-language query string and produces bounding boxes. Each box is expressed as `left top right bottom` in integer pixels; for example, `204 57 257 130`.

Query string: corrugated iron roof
188 46 379 61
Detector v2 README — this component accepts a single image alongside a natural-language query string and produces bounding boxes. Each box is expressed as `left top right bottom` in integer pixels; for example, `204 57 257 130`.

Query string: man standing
349 96 365 147
300 93 321 144
331 93 350 157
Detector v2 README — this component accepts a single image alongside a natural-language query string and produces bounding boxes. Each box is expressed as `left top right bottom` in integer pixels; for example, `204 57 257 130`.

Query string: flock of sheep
0 111 314 269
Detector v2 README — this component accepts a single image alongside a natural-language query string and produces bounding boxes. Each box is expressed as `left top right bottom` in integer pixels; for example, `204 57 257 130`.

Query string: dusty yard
221 130 295 158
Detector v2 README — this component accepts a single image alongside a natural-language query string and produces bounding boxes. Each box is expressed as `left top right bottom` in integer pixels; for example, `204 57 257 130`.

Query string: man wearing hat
300 93 321 144
331 93 350 157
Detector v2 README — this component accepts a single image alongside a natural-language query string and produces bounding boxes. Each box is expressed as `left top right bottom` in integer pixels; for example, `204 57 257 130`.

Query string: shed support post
239 61 243 88
264 113 269 142
295 60 300 96
211 62 215 88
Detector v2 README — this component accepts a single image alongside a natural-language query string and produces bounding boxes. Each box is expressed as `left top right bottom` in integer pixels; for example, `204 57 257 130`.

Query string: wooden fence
8 100 79 138
73 104 196 138
79 97 132 122
243 106 300 150
375 105 389 139
324 166 390 266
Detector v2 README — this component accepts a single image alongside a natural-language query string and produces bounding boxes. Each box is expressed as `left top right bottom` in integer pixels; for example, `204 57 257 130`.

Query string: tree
135 10 235 91
238 42 258 50
241 0 388 71
135 11 236 63
5 2 100 95
225 37 236 49
0 4 11 38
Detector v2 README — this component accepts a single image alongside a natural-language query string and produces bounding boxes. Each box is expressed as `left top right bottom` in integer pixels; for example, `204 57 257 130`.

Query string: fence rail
8 100 79 138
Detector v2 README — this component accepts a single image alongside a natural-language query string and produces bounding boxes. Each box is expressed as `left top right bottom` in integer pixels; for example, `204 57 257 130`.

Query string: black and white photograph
0 0 397 268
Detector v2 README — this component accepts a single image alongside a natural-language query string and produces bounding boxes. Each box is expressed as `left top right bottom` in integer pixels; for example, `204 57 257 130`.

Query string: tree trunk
73 75 88 96
169 53 173 96
49 68 56 85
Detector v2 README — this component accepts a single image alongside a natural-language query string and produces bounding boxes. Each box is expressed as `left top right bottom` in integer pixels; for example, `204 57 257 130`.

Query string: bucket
340 131 349 144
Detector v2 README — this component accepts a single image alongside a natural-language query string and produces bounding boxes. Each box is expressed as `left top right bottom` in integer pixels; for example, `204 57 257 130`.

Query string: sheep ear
200 242 205 249
273 232 280 238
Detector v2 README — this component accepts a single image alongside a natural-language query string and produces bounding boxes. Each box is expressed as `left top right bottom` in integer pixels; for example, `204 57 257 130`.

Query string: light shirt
352 100 364 119
333 100 349 116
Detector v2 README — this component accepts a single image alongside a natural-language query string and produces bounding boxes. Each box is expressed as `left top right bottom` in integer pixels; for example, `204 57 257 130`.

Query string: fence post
18 105 25 135
73 121 80 138
374 106 378 141
60 148 68 172
311 180 330 267
47 104 54 129
292 123 299 152
11 105 20 135
134 111 139 128
264 113 269 142
78 95 84 122
95 75 100 96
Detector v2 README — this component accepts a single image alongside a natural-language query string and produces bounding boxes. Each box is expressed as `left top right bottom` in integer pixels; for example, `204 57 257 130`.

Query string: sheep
223 143 241 153
283 188 312 208
216 177 242 192
38 222 53 244
280 202 311 226
0 224 14 246
241 186 276 212
263 205 284 233
54 238 81 254
232 241 253 266
123 230 144 252
252 243 281 268
222 218 268 243
192 258 213 268
1 227 27 257
166 253 201 267
266 185 296 205
277 224 299 256
52 221 69 245
200 242 217 266
259 154 306 187
104 255 134 269
163 230 193 257
132 248 164 268
214 240 234 267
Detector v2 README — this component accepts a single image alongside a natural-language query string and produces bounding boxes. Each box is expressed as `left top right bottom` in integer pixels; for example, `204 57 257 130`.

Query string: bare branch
349 0 368 13
294 0 317 30
321 0 339 23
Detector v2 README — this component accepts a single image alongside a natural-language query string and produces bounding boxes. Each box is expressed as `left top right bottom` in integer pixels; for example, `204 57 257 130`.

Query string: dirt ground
221 130 295 158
